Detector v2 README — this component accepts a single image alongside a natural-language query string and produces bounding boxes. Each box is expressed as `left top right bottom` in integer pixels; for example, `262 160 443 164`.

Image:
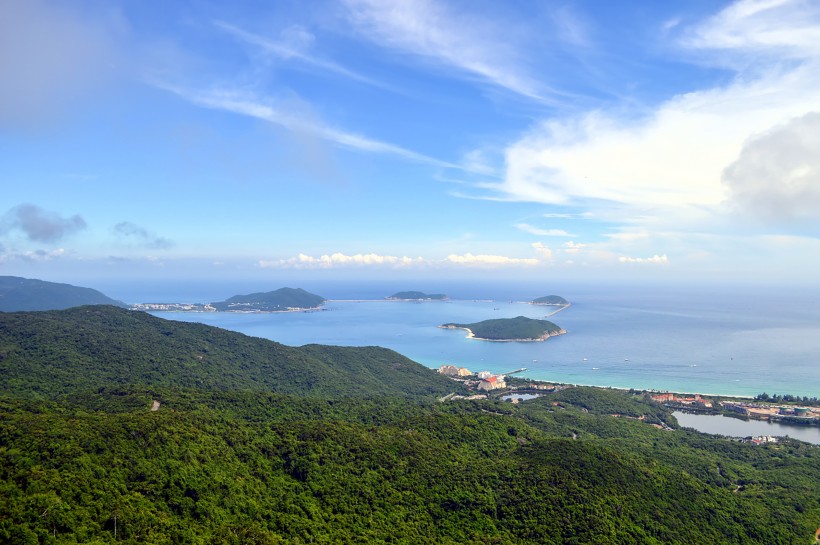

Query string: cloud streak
214 21 389 90
154 82 459 169
114 221 174 249
341 0 547 100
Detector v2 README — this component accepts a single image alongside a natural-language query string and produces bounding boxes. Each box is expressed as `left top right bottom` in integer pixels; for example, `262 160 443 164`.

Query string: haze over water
127 280 820 399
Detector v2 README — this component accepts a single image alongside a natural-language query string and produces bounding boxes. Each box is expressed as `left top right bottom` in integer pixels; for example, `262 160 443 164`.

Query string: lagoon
673 411 820 445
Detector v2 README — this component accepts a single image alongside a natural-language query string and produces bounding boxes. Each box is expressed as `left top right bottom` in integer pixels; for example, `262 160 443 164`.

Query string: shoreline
438 325 566 342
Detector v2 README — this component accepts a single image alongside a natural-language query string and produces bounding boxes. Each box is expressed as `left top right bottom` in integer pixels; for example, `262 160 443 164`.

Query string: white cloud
445 253 539 266
262 252 427 269
618 254 670 265
515 223 575 237
477 0 820 234
722 111 820 222
264 250 542 269
562 241 587 254
531 242 553 260
341 0 545 100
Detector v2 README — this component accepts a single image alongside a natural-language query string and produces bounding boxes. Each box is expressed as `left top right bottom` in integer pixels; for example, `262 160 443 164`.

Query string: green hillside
442 315 565 341
1 308 819 543
211 287 325 311
0 276 124 311
0 306 459 399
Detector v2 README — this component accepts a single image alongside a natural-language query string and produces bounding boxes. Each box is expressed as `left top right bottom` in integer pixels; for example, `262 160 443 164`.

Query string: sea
100 279 820 399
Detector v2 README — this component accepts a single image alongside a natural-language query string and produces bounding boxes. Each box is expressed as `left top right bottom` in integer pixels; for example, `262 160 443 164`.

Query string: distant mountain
441 316 566 341
0 305 459 399
0 276 125 312
387 291 448 301
531 295 569 306
211 287 326 312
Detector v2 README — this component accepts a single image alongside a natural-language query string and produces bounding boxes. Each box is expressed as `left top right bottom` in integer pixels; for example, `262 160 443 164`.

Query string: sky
2 0 820 288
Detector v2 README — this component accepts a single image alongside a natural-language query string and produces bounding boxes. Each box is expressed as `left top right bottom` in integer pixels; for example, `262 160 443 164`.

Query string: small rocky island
387 291 448 301
132 287 326 312
440 316 566 342
531 295 569 306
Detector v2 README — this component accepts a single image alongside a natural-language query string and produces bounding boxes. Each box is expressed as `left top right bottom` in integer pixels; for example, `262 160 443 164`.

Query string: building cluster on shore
721 400 820 422
650 393 713 408
438 364 508 390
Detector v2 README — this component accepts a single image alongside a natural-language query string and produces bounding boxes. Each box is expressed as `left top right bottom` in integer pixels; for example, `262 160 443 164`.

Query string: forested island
1 305 819 543
387 291 448 300
0 275 125 311
440 315 566 341
531 294 569 306
211 287 325 312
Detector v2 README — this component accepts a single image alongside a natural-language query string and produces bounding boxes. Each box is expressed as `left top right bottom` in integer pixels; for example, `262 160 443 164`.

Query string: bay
145 281 820 399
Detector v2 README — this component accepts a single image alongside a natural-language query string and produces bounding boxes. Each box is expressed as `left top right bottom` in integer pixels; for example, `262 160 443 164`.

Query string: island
211 287 326 312
531 295 569 306
440 316 566 341
387 291 448 301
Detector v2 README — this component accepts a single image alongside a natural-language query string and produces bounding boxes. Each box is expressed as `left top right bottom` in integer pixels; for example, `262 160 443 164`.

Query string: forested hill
442 316 565 341
0 305 459 399
211 287 325 311
0 276 125 311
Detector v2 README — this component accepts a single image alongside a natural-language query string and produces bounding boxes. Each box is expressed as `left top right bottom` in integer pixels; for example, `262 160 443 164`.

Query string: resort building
477 370 492 379
478 375 506 391
438 365 472 377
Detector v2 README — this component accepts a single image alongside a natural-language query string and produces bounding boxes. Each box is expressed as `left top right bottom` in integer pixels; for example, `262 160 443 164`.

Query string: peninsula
387 291 448 301
440 316 566 342
132 287 326 313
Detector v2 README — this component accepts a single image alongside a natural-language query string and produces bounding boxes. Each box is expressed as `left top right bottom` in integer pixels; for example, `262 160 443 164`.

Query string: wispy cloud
154 82 459 169
341 0 548 101
113 221 174 250
1 204 86 243
686 0 820 62
515 223 576 237
214 20 389 89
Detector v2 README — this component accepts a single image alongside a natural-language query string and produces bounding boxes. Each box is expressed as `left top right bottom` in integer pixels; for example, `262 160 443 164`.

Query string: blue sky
2 0 820 286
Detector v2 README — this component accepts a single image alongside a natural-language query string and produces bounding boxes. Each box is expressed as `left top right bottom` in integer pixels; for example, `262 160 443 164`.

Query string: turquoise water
143 282 820 398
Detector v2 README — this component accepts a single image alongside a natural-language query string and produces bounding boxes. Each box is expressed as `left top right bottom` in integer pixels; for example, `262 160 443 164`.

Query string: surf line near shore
438 325 566 342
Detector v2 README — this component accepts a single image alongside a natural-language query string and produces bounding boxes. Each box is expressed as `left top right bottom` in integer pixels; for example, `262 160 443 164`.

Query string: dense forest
1 306 819 543
442 316 565 341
